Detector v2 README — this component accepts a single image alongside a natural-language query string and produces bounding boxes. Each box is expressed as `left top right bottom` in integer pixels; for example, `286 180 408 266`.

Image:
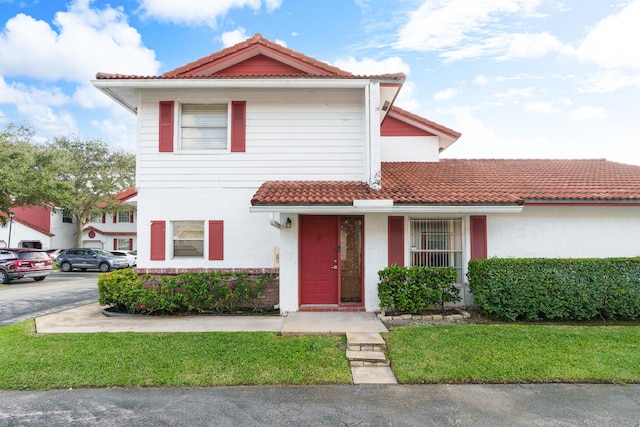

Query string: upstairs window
118 212 132 223
180 104 228 151
62 211 73 224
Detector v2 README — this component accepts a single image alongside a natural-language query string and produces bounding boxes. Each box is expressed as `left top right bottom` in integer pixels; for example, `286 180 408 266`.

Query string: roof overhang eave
92 77 372 90
91 77 374 114
250 204 524 214
524 199 640 206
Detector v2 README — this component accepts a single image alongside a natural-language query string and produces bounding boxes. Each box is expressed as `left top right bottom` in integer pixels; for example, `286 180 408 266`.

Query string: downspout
269 212 281 229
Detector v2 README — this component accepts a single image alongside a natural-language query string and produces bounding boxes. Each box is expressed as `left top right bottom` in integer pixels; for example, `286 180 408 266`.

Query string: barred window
410 218 463 283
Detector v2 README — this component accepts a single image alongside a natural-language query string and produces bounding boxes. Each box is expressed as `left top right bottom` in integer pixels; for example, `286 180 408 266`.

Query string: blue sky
1 0 639 165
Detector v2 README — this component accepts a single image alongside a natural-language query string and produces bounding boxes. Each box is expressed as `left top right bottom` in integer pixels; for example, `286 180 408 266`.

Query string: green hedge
97 269 274 315
467 258 640 321
378 265 459 314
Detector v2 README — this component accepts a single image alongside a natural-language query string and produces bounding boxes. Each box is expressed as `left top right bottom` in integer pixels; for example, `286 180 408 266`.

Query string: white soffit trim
250 205 523 214
353 199 394 208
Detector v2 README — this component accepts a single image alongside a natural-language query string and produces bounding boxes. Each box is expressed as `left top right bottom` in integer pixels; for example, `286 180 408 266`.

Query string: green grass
0 321 351 390
385 324 640 384
3 321 640 389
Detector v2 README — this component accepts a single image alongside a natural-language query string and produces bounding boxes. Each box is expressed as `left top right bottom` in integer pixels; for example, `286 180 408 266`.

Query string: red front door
299 216 339 305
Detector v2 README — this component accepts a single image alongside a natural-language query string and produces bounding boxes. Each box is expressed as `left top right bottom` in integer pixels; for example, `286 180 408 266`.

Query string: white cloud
580 70 640 93
91 113 137 152
523 101 557 114
394 0 570 62
433 87 460 102
440 31 567 62
473 74 490 86
0 77 71 107
578 0 640 69
395 0 541 50
567 106 608 121
220 28 249 47
138 0 282 27
332 56 410 75
394 81 420 112
274 39 287 47
0 0 159 82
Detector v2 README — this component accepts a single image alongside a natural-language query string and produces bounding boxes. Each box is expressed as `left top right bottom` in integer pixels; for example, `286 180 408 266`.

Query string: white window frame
172 220 204 258
410 218 464 283
178 102 230 152
118 212 131 223
116 238 130 250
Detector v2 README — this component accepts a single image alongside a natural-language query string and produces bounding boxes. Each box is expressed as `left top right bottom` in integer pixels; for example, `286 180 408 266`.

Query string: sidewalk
34 303 388 335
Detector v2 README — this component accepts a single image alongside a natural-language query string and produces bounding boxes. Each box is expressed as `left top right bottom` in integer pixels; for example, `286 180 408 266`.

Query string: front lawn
386 324 640 384
2 321 640 389
0 321 351 390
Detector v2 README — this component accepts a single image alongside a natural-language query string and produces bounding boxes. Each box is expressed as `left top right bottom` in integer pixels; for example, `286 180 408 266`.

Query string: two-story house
93 34 640 313
1 188 137 252
81 188 138 251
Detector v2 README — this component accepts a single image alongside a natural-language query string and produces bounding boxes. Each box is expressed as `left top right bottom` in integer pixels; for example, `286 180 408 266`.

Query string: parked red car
0 248 53 284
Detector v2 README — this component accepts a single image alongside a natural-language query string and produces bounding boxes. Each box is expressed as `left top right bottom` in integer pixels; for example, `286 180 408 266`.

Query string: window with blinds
410 218 463 283
180 104 228 150
172 221 204 257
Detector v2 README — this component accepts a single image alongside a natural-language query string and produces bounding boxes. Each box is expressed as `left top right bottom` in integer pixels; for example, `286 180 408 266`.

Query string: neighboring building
93 33 640 313
1 188 137 251
0 205 75 250
81 188 138 251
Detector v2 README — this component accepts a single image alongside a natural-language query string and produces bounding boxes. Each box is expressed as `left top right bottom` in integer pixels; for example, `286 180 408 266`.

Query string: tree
43 136 136 247
0 125 41 223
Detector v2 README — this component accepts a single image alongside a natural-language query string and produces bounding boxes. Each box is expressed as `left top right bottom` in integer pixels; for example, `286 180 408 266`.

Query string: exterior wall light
285 217 292 228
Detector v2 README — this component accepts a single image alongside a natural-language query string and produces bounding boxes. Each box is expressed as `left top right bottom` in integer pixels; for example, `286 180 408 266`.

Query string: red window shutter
129 238 133 251
113 239 117 250
208 220 224 260
159 101 174 152
230 101 246 152
101 213 106 223
113 214 117 223
150 221 166 261
388 216 404 267
130 213 134 223
470 215 488 259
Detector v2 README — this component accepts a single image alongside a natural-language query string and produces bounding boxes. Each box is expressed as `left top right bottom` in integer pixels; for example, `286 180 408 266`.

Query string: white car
110 250 137 267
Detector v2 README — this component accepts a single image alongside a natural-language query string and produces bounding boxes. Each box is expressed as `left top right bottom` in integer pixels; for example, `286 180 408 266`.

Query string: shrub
378 265 459 314
98 270 273 315
467 258 640 321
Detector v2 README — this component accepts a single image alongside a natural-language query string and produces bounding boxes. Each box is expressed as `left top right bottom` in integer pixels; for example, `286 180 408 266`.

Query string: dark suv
56 248 129 273
0 249 53 284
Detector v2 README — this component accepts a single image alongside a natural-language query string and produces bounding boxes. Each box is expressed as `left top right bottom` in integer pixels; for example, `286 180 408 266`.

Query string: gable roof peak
163 33 354 78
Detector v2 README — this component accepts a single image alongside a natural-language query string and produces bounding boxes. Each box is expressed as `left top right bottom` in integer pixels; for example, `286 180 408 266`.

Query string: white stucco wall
0 222 51 249
380 136 440 162
487 206 640 258
278 213 299 312
137 187 278 269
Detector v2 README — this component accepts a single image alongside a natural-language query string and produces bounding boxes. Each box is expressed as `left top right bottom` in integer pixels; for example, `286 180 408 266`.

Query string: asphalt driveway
1 384 639 426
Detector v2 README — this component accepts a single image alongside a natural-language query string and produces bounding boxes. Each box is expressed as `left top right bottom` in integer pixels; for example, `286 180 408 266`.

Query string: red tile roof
251 159 640 206
388 106 461 140
164 33 352 78
116 187 137 202
95 33 405 82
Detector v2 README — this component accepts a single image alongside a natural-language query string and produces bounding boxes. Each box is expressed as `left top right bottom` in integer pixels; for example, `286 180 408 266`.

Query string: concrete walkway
34 303 388 334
